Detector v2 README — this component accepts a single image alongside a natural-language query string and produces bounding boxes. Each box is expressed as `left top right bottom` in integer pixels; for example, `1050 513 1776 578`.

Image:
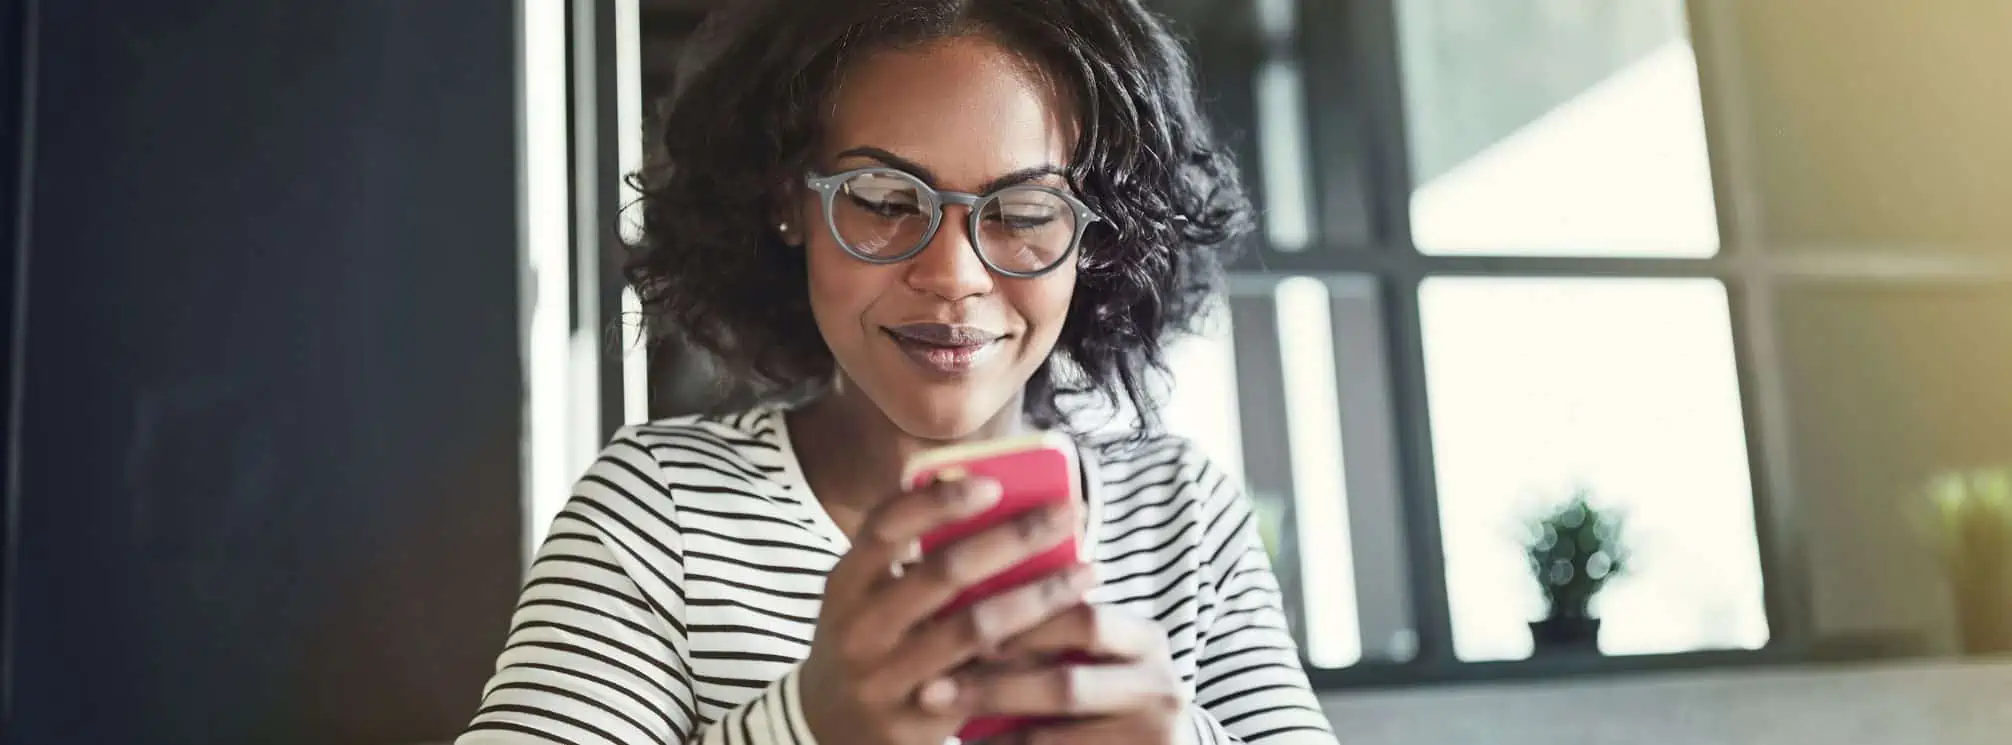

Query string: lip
885 323 1004 346
883 323 1005 377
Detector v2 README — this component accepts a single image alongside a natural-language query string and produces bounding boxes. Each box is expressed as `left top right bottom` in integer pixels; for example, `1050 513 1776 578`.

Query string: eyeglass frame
802 167 1102 279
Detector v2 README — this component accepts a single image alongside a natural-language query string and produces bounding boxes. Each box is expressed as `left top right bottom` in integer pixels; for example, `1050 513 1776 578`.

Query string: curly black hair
627 0 1253 432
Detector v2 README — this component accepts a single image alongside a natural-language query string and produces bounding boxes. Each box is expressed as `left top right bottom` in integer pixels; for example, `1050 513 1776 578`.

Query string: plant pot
1528 617 1602 655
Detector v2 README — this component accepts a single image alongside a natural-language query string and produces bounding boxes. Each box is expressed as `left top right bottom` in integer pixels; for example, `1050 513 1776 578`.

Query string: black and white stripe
460 408 1336 744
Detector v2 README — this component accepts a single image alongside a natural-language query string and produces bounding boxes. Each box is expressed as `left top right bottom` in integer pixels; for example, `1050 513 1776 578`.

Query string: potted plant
1923 466 2012 655
1524 489 1628 654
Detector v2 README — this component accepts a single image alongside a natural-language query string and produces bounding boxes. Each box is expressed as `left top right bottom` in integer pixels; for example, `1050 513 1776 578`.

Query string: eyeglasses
803 167 1100 278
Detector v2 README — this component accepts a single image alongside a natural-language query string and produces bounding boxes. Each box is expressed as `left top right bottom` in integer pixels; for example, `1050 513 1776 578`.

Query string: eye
846 192 921 218
988 191 1067 232
841 174 926 218
997 209 1058 231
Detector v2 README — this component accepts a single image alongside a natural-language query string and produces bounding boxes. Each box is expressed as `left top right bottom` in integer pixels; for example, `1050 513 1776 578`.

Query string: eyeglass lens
827 170 1078 274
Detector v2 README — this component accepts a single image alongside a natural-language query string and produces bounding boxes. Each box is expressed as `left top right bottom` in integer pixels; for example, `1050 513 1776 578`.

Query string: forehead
822 35 1079 186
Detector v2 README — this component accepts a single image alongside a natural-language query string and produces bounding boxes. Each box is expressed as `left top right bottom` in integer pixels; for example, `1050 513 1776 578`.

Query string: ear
771 183 809 247
774 216 800 246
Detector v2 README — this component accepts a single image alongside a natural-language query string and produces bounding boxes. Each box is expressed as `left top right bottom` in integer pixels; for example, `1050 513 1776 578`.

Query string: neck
787 380 1030 518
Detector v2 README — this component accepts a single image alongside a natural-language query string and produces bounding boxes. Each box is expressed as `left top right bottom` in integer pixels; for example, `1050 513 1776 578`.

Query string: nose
902 207 994 301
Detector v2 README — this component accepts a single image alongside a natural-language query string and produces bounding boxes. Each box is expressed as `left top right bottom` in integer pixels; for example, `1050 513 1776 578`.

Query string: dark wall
2 0 32 729
7 2 525 743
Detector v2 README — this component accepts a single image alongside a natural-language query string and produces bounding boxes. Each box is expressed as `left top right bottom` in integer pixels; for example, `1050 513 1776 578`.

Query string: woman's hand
800 477 1096 745
964 605 1188 745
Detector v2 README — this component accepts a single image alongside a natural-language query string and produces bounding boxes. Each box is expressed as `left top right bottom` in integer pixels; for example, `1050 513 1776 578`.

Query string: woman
460 1 1336 743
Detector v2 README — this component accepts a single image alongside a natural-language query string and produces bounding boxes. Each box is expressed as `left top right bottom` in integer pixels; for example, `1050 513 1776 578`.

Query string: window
1149 0 1781 680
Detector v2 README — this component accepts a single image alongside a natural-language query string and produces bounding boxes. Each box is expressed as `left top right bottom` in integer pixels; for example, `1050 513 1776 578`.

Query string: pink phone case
901 435 1089 742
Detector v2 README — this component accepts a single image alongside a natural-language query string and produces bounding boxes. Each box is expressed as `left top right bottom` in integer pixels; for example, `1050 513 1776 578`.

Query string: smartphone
900 431 1085 616
900 432 1089 743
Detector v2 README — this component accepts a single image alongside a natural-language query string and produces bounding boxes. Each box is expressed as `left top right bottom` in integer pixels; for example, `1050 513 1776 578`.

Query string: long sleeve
1185 460 1339 744
458 436 821 745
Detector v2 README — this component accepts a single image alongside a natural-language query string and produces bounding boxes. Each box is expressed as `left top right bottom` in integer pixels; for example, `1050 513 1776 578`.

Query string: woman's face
791 35 1080 440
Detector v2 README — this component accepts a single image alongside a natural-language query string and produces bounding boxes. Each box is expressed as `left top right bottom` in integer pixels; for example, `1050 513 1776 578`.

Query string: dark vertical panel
11 1 524 743
1304 0 1413 251
1297 0 1378 249
1 0 33 728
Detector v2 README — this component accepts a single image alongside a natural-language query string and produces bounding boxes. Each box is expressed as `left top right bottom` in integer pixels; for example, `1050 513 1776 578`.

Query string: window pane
1778 286 2012 651
1160 298 1248 481
1076 277 1394 668
1397 0 1720 257
1274 277 1362 667
1256 58 1317 251
1065 298 1245 475
1420 278 1768 660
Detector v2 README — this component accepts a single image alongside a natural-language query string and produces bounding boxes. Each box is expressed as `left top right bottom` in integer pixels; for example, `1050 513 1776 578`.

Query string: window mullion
1384 273 1458 665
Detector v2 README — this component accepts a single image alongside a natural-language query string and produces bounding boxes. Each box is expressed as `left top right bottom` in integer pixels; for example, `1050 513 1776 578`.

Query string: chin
876 384 1015 443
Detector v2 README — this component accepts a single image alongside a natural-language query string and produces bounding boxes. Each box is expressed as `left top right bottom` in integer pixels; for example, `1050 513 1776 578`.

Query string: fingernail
884 537 921 569
916 677 959 712
964 479 1002 507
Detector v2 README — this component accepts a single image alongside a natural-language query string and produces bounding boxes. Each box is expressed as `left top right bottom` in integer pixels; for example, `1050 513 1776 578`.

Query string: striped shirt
459 407 1337 745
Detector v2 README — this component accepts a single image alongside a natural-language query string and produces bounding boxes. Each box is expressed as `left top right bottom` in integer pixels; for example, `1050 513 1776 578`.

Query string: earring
778 221 791 234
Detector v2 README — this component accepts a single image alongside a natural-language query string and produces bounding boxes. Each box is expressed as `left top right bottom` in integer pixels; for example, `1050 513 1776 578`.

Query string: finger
827 477 1002 598
865 499 1083 634
868 474 1005 547
960 662 1185 718
877 562 1097 700
995 604 1167 662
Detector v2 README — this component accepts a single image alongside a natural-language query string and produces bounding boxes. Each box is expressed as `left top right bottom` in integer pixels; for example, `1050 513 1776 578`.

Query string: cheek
804 242 884 335
1012 267 1079 342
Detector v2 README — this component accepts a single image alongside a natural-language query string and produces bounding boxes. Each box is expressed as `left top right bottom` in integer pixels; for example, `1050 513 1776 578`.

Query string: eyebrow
835 146 1068 195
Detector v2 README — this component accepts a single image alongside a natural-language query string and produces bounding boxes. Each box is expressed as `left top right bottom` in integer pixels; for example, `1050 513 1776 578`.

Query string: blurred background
3 0 2009 743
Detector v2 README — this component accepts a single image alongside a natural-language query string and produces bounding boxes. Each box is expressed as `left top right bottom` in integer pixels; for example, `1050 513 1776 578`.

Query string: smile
883 323 1005 377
